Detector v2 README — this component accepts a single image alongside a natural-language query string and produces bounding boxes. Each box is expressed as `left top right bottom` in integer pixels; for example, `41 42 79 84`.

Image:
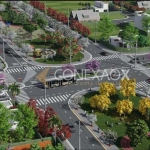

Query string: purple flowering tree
62 64 76 74
0 72 6 85
85 60 100 71
147 53 150 60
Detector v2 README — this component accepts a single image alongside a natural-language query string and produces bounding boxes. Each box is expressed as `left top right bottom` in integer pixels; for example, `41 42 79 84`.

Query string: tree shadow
106 107 119 118
110 94 120 104
60 103 70 110
88 137 99 145
115 136 123 148
75 120 85 126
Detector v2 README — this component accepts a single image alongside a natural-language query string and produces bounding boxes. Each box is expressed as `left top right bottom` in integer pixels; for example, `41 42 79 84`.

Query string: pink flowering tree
0 72 6 85
85 60 100 71
147 53 150 60
62 64 76 74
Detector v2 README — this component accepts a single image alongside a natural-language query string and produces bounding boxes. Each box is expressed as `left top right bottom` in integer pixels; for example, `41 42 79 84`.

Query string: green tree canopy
17 13 28 25
44 144 55 150
98 16 115 40
0 103 11 142
126 119 149 146
138 35 150 47
30 143 42 150
122 23 139 48
55 143 65 150
142 16 150 36
8 10 18 23
14 104 38 141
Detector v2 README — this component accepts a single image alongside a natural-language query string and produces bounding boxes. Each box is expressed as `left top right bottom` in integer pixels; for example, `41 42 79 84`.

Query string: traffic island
68 86 150 150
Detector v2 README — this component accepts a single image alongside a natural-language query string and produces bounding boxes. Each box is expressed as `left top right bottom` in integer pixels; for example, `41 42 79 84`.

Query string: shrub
138 35 150 47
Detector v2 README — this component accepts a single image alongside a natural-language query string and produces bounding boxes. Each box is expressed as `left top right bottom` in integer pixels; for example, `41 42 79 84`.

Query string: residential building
92 1 109 12
137 1 150 9
70 10 100 22
109 36 130 49
134 11 150 31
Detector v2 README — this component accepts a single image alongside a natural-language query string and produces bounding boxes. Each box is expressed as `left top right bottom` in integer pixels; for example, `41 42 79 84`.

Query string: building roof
71 9 100 22
137 1 150 9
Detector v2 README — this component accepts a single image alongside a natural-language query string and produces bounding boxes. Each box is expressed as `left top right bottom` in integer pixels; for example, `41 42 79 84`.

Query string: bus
45 73 77 88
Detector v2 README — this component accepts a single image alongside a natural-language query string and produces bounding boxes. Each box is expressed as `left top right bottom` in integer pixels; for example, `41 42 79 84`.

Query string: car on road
130 57 140 64
110 70 124 78
5 48 13 54
100 51 108 56
66 122 75 133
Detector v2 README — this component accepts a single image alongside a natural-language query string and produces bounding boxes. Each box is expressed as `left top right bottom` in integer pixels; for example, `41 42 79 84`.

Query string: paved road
2 11 150 149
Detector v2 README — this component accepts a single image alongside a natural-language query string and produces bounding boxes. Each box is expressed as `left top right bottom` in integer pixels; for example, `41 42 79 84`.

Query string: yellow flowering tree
116 100 134 116
120 78 136 99
90 94 111 112
99 82 116 97
139 97 150 119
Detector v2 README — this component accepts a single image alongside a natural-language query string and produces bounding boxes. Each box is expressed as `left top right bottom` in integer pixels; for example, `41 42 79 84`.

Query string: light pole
120 1 123 14
2 38 5 61
95 20 97 43
79 120 81 150
43 78 47 110
68 7 70 28
134 35 138 68
69 38 72 64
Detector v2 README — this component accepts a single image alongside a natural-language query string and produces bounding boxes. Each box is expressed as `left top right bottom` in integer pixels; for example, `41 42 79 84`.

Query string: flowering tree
0 4 5 15
0 22 5 34
0 72 6 85
85 60 100 71
62 64 76 74
7 30 17 41
87 113 97 126
21 43 33 58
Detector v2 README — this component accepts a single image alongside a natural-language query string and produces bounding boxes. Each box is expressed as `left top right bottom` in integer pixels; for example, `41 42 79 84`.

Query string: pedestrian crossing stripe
4 66 45 73
91 54 120 61
136 81 150 88
36 94 71 106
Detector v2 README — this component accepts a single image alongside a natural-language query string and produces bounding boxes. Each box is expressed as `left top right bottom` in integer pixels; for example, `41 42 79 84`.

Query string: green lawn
100 11 126 20
45 1 94 16
35 52 84 64
0 85 4 89
81 90 150 150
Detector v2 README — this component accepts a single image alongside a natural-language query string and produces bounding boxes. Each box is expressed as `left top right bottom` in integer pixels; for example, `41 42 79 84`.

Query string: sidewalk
94 42 150 56
68 87 150 150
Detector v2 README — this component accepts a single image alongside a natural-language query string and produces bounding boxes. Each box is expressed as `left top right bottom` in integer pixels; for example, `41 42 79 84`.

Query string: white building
109 36 130 49
92 1 108 12
134 11 150 31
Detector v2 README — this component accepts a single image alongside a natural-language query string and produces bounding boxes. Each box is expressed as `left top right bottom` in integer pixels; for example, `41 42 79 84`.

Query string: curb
0 56 8 71
68 89 109 150
65 139 75 150
2 38 92 68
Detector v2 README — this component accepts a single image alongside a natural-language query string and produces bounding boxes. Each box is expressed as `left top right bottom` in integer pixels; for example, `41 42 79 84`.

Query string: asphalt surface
1 11 150 149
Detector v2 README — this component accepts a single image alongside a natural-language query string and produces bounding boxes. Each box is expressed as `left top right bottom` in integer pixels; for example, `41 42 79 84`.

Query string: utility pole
70 39 72 64
79 120 81 150
95 20 97 43
121 1 123 14
68 7 69 28
3 38 5 61
134 39 138 68
43 78 46 110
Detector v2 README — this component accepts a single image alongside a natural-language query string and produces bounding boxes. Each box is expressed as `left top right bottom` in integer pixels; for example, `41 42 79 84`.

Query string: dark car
100 51 109 56
147 79 150 83
130 57 140 64
66 123 75 133
5 48 12 54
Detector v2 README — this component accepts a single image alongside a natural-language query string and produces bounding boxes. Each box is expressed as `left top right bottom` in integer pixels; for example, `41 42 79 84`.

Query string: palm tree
8 82 20 106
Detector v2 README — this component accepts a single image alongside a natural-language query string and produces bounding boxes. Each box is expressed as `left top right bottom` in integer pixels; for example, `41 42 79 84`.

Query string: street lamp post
134 37 138 68
70 39 72 64
79 120 81 150
43 78 47 110
95 20 97 43
2 38 5 61
68 7 69 28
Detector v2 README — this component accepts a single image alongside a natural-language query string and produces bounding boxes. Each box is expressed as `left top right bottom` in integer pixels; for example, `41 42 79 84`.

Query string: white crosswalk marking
4 66 45 73
36 94 71 106
136 81 150 88
15 90 30 104
91 54 120 61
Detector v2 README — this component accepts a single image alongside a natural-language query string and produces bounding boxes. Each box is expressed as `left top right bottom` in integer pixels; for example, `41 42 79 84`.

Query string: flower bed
12 140 52 150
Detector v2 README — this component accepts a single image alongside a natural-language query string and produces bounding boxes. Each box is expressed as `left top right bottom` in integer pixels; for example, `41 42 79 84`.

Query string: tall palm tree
8 82 20 106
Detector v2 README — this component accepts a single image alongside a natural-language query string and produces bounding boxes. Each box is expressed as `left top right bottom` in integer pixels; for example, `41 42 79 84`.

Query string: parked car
100 51 108 56
5 48 13 54
130 57 140 64
66 122 75 133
